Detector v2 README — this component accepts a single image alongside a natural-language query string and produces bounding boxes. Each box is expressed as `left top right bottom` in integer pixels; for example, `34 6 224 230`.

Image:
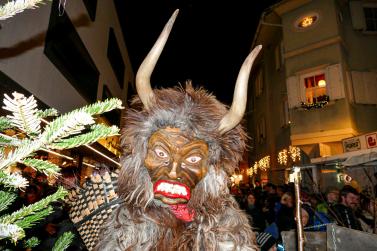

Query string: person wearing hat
316 186 339 215
256 232 277 251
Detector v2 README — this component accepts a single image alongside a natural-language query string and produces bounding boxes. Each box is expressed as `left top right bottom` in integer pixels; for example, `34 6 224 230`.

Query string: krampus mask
96 10 262 251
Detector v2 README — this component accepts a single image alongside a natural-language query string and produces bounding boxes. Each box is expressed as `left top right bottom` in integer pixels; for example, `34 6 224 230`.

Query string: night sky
115 0 279 105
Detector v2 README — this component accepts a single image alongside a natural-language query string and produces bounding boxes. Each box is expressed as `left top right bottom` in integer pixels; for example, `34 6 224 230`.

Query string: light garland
289 146 301 162
258 156 270 171
278 149 288 165
246 167 253 176
277 146 301 166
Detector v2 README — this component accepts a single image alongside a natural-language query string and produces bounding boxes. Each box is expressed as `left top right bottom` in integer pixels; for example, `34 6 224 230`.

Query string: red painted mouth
169 204 195 222
153 180 191 201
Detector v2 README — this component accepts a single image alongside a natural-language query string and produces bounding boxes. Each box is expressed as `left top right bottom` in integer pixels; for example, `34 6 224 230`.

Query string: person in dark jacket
330 185 362 230
245 192 266 232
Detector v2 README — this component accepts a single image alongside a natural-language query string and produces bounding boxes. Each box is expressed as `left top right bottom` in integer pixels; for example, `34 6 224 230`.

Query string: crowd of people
231 181 377 251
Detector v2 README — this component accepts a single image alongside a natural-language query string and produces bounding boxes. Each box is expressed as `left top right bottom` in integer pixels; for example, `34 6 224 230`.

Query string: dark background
115 0 279 105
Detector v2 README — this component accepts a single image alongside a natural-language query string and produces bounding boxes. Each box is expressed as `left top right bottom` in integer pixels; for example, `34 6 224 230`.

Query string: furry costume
96 10 262 251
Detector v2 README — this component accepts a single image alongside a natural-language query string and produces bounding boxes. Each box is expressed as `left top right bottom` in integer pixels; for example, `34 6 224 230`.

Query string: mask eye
186 156 202 164
154 148 168 158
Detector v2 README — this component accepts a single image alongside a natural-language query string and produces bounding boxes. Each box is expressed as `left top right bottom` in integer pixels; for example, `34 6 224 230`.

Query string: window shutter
345 71 355 103
326 64 345 100
286 76 300 108
364 71 377 104
349 1 366 30
351 71 367 104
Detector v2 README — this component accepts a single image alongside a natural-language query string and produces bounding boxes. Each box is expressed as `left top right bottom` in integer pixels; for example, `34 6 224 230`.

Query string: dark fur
96 83 258 251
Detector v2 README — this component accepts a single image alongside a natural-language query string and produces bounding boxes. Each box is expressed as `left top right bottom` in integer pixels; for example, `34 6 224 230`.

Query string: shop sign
366 133 377 149
342 131 377 152
343 137 361 152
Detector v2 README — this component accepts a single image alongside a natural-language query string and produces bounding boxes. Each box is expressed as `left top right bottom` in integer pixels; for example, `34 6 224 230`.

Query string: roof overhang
311 148 377 167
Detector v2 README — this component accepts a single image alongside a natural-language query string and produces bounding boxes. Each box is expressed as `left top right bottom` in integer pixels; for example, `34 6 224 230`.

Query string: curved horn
135 9 179 110
218 45 263 134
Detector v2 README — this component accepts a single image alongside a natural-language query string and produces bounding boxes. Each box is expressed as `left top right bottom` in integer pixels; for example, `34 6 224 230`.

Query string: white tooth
182 188 187 196
167 183 173 193
172 185 178 194
157 183 163 191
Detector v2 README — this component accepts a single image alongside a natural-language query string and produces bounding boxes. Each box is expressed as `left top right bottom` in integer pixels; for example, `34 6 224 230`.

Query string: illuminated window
304 73 328 104
298 15 317 28
294 12 319 30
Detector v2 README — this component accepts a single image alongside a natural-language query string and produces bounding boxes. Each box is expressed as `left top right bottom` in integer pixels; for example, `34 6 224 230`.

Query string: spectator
357 194 376 233
316 186 339 215
245 192 266 232
276 192 296 236
256 232 277 251
330 185 362 230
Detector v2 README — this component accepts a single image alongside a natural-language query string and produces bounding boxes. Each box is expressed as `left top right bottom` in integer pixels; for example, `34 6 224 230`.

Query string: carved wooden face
144 127 209 205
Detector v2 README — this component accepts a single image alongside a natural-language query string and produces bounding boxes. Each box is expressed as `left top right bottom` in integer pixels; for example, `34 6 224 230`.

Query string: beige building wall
0 0 133 113
249 0 377 184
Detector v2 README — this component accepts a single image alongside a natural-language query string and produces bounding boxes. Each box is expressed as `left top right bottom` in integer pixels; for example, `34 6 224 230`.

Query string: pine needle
3 93 41 135
23 236 40 248
51 124 119 149
52 232 74 251
0 117 12 131
0 186 67 225
21 158 61 177
0 0 50 21
0 191 17 213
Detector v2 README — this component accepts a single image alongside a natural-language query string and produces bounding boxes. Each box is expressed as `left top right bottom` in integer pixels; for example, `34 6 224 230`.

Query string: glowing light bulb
318 80 326 87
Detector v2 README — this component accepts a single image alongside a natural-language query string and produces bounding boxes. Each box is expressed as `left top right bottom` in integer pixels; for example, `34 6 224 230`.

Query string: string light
278 149 288 165
253 162 258 174
277 146 301 166
246 167 253 176
289 146 301 162
258 156 270 171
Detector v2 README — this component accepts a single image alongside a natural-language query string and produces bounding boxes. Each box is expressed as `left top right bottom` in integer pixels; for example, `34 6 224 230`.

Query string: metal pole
293 166 304 251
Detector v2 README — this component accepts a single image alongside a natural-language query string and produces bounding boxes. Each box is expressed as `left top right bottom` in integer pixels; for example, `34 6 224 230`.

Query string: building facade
0 0 134 171
248 0 377 185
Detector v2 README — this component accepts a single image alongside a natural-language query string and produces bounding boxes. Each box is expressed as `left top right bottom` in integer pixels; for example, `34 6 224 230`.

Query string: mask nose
168 161 179 179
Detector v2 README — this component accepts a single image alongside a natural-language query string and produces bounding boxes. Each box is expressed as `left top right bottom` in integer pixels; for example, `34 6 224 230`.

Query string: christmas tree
0 92 123 250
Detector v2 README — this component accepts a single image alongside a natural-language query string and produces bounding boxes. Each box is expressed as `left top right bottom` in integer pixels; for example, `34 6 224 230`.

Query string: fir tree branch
78 98 124 116
0 171 28 189
0 223 25 242
15 206 53 229
52 231 74 251
21 158 60 177
0 116 12 131
0 186 67 225
3 93 41 135
0 132 22 146
24 236 40 248
0 111 94 170
0 138 38 169
0 191 17 213
40 111 94 143
0 0 50 21
51 124 120 149
36 108 58 118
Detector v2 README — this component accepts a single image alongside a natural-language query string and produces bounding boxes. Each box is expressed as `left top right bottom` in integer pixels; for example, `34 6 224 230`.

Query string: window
107 28 125 89
44 0 99 103
280 99 290 127
102 85 121 126
286 64 344 109
350 1 377 32
303 72 328 104
256 117 266 144
255 69 264 97
364 7 377 32
294 12 320 31
82 0 98 21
